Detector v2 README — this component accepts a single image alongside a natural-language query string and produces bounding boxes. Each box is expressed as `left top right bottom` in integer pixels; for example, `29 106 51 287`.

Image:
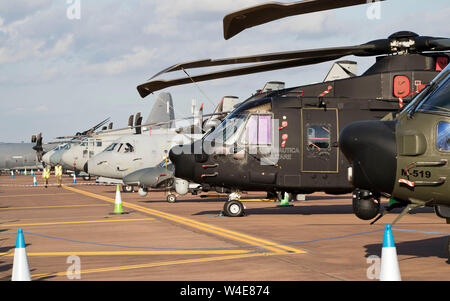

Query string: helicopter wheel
223 200 244 217
83 175 91 181
122 185 134 193
167 194 177 203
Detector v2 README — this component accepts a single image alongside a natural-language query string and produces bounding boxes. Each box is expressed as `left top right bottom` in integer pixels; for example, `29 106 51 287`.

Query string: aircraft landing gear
167 194 177 203
122 185 134 193
83 175 91 181
223 200 245 217
222 193 245 217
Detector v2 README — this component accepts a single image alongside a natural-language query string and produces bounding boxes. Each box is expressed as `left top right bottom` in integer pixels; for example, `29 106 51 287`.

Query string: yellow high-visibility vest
55 166 63 176
42 167 50 179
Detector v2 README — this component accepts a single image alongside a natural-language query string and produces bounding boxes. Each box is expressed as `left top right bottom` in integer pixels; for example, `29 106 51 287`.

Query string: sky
0 0 449 142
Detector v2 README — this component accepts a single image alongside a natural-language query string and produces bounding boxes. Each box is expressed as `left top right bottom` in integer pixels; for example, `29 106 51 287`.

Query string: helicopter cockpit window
417 76 450 116
307 125 331 151
204 114 248 145
242 115 272 146
105 143 117 152
437 122 450 152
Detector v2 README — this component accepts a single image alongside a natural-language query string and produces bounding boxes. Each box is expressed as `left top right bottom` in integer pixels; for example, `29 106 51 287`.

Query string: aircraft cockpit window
105 143 117 152
307 125 331 151
417 76 450 116
204 114 248 145
242 115 272 145
123 143 134 153
437 122 450 152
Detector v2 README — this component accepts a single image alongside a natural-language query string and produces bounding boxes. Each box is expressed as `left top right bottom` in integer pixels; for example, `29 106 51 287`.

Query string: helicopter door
301 108 339 173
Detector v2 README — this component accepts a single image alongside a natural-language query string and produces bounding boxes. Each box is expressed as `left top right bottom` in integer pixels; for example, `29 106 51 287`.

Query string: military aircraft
341 62 450 260
89 95 238 195
53 93 175 184
122 95 240 200
41 117 113 171
135 0 449 216
0 132 55 174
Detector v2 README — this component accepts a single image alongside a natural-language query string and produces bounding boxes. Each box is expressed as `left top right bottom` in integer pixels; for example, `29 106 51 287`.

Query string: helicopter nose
340 120 398 195
169 144 196 180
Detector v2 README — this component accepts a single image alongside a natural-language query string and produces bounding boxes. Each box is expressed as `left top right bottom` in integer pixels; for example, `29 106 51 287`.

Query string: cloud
84 47 157 76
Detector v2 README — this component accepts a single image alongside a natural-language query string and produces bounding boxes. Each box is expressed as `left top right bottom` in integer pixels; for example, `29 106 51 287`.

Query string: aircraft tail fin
145 92 175 128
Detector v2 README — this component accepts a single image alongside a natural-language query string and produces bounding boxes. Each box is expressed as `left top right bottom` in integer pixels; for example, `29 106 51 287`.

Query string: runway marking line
63 185 304 255
1 250 252 257
30 253 274 279
1 218 154 227
0 193 75 198
0 204 108 211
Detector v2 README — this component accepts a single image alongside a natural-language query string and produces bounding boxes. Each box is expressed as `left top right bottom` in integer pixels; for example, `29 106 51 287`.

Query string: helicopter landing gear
222 192 245 217
83 175 91 181
122 185 134 193
167 194 177 203
223 200 245 217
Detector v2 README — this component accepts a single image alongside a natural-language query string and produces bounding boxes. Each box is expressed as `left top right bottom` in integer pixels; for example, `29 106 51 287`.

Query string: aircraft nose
169 144 196 180
340 120 398 195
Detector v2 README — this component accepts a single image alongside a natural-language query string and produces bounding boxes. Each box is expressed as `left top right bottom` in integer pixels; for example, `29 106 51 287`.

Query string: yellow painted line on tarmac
240 199 275 202
2 250 252 257
63 185 304 255
1 218 154 227
0 193 75 198
0 204 108 211
31 253 274 279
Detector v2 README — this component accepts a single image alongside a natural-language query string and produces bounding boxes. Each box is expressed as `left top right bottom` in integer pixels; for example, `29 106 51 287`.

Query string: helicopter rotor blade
147 44 379 80
139 53 355 97
223 0 384 40
415 37 450 52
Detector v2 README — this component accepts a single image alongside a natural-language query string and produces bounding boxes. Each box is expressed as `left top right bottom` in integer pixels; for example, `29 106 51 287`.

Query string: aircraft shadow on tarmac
364 236 450 264
191 203 435 216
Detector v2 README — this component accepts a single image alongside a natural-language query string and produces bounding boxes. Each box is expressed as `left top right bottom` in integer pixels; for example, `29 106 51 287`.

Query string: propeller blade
138 54 347 97
128 115 134 127
135 116 143 135
134 112 142 127
223 0 384 40
82 117 111 135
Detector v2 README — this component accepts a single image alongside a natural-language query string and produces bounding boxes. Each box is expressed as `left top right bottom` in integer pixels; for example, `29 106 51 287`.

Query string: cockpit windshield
105 143 117 152
416 75 450 116
404 64 450 116
204 114 248 145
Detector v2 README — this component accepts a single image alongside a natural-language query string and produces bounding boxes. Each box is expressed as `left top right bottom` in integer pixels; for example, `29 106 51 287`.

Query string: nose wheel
167 194 177 203
223 200 245 217
122 185 134 193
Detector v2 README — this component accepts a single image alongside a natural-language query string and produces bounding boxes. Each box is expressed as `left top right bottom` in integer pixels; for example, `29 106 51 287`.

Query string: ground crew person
42 165 51 188
55 163 63 187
